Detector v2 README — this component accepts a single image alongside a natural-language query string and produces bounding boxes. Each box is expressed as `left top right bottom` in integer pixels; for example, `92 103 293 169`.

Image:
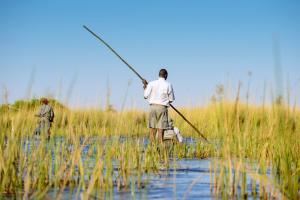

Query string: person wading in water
143 69 175 143
34 98 54 139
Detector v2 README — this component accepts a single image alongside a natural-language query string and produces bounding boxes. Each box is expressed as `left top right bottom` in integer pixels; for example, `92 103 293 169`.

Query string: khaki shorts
35 118 51 135
148 104 168 129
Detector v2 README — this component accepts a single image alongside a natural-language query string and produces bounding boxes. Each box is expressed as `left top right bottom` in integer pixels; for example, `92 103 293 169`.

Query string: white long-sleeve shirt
144 78 175 106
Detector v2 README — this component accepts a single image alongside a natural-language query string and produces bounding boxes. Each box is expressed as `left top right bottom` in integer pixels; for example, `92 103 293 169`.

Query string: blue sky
0 0 299 109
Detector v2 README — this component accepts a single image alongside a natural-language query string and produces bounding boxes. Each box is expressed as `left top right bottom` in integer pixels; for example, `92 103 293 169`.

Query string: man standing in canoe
143 69 175 143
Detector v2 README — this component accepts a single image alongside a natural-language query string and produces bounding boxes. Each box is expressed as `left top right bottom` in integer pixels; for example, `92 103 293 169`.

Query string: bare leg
149 128 156 143
46 121 51 140
47 130 51 140
157 129 164 143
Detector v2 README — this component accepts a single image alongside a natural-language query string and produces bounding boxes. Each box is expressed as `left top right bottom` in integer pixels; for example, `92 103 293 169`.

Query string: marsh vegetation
0 97 299 199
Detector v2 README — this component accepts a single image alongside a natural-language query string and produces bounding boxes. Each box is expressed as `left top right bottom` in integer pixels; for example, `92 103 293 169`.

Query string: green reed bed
0 99 299 199
1 134 207 198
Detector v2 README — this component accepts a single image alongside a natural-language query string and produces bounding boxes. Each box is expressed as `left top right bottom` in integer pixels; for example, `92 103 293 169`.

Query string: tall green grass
0 98 299 199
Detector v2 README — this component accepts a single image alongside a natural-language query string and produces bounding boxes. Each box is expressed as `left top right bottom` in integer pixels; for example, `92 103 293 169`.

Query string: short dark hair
41 98 49 105
159 69 168 79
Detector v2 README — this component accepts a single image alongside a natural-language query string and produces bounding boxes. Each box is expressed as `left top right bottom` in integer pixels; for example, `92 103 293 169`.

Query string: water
144 159 212 199
17 136 215 199
2 136 275 199
45 159 213 200
44 158 264 199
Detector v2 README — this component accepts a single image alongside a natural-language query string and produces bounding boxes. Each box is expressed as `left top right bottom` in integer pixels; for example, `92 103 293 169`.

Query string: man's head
159 69 168 80
41 98 49 105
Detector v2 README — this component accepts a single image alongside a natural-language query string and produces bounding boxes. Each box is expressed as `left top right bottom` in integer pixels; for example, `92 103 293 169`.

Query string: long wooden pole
83 25 209 143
